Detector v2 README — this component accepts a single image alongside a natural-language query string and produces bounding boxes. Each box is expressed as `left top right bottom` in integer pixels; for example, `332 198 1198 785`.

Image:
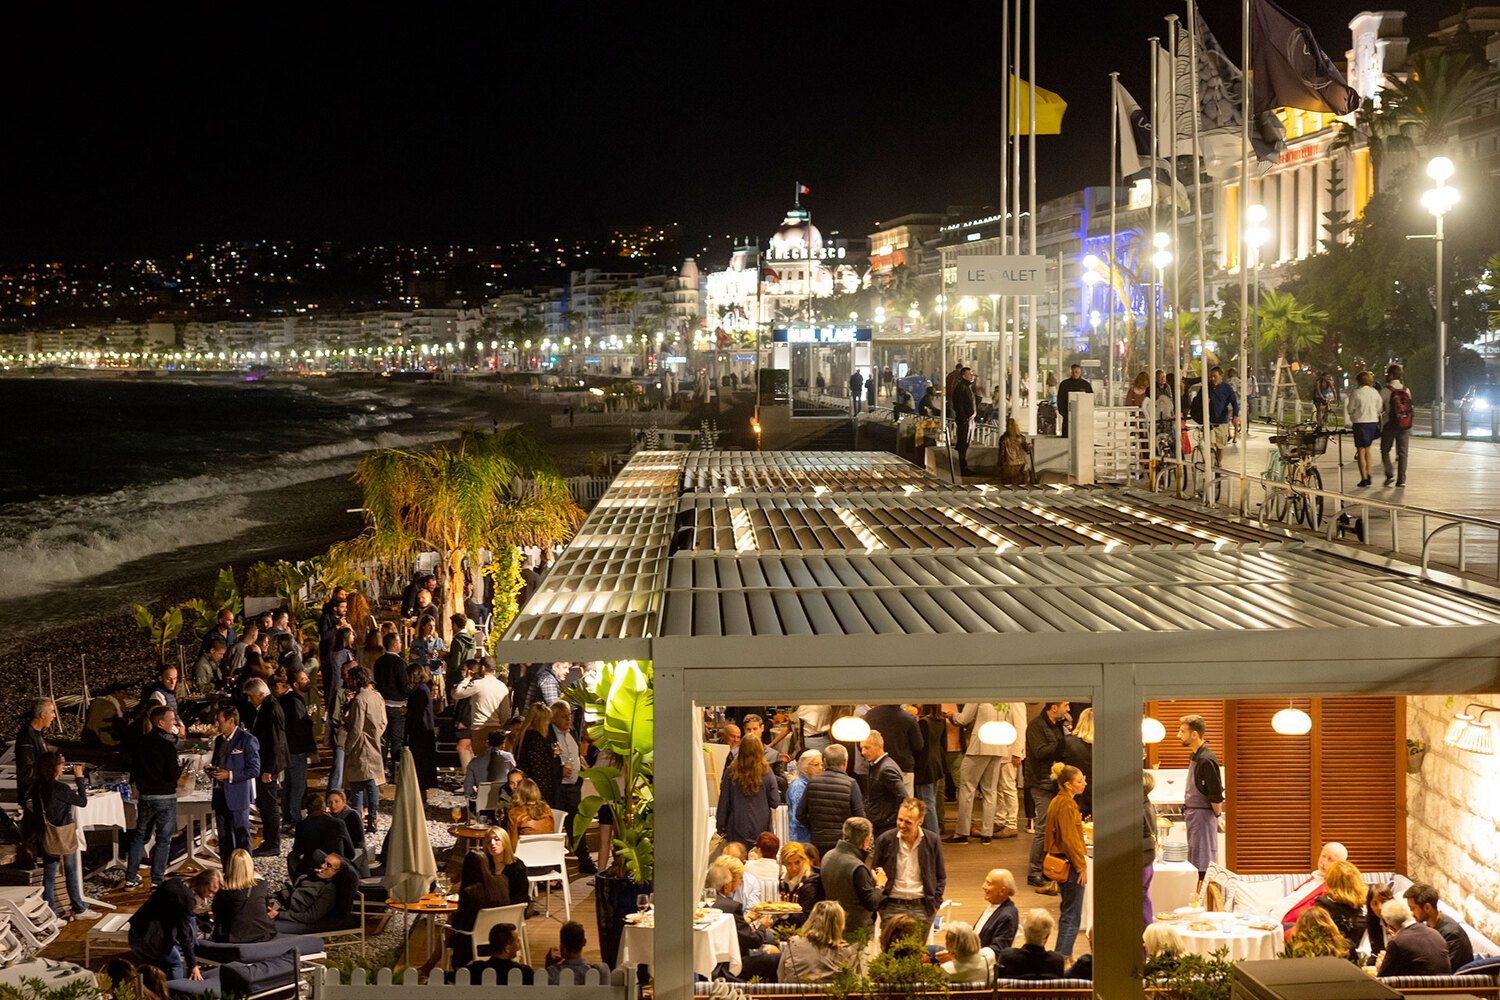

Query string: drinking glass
637 893 651 914
451 806 464 825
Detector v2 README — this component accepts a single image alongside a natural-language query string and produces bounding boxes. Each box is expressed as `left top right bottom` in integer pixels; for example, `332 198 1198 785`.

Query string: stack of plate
1160 841 1190 863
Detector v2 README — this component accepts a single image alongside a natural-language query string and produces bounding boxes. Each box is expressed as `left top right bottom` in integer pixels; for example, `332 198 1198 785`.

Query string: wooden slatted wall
1148 697 1405 875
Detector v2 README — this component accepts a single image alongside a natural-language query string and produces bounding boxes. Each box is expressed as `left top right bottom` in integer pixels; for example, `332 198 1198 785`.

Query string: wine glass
451 806 464 825
636 893 651 914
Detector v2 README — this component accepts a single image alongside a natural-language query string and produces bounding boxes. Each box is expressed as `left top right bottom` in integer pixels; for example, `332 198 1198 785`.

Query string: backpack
1388 386 1413 430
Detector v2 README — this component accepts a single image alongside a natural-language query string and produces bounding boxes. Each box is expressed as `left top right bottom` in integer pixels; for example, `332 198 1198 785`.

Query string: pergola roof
499 451 1500 656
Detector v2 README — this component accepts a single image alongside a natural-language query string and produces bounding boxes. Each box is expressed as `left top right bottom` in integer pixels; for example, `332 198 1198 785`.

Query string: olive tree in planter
567 659 653 967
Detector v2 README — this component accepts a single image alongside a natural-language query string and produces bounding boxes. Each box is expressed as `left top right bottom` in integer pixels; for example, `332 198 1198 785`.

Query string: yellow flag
1007 75 1067 135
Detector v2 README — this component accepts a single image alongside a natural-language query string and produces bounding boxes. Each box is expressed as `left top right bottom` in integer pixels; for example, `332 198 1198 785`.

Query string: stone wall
1406 695 1500 946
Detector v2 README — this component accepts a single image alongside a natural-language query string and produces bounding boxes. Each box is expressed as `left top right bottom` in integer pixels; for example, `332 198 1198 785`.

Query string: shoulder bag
1042 852 1071 882
42 813 77 859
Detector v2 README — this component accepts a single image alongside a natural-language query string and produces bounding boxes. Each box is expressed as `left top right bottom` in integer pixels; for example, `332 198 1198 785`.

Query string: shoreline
1 380 636 729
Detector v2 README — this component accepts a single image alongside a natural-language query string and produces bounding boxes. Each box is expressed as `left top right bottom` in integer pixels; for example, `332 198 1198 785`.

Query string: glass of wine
451 806 464 825
636 893 651 914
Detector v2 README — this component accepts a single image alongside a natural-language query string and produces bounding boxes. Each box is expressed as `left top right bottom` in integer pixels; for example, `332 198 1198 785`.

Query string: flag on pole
1174 9 1284 178
797 183 810 195
1118 76 1191 214
1250 0 1362 115
1007 75 1067 134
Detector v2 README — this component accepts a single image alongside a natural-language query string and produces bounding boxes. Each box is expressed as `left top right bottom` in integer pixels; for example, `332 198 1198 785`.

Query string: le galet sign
948 255 1047 296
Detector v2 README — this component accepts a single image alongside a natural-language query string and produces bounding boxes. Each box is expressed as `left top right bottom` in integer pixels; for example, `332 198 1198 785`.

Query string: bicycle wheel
1298 466 1324 529
1260 451 1287 522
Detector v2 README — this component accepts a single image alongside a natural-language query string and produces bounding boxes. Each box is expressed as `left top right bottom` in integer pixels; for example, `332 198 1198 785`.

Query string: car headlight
1474 399 1491 410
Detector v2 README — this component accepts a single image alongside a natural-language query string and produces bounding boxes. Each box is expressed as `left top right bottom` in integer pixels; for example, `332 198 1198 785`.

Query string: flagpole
1148 36 1160 484
1027 0 1038 435
1187 0 1212 503
1108 71 1118 409
1167 13 1182 482
1002 0 1014 407
1238 0 1251 501
1010 0 1022 428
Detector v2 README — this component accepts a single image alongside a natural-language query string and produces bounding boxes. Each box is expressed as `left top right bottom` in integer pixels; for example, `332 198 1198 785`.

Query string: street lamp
1245 205 1270 408
1422 156 1459 435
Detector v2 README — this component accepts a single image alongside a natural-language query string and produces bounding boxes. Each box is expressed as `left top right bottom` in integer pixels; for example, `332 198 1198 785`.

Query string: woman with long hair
1058 708 1093 818
345 591 374 649
405 664 437 796
999 418 1032 485
779 843 822 925
716 734 780 851
1287 906 1350 959
212 848 274 942
777 900 861 983
507 778 555 846
1044 761 1089 957
516 702 559 804
1314 859 1368 960
30 750 91 919
407 617 446 670
451 827 529 967
1125 371 1150 409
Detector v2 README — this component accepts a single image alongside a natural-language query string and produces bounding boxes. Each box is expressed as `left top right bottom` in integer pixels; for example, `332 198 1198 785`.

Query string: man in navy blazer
860 731 910 839
210 705 261 855
871 799 946 942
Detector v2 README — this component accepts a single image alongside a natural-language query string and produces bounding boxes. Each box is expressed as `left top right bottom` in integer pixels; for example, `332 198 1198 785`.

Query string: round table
388 893 459 966
448 825 491 843
1151 918 1281 962
617 910 741 977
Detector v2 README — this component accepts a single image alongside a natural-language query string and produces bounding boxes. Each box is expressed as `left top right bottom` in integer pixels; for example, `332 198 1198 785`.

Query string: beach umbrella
384 748 437 960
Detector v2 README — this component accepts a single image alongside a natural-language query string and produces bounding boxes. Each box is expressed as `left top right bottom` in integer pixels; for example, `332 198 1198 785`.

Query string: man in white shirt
551 703 597 876
871 799 946 942
787 704 832 753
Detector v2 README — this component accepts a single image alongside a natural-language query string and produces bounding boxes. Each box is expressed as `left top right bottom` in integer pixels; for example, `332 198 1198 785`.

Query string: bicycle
1155 425 1223 505
1263 423 1328 529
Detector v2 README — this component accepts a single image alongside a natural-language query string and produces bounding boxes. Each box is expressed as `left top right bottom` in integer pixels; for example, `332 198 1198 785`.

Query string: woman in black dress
1058 708 1094 819
404 664 437 796
212 848 275 942
516 703 558 805
451 827 529 967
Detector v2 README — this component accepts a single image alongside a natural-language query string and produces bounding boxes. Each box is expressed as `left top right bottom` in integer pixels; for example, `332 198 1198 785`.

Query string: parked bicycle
1263 423 1329 529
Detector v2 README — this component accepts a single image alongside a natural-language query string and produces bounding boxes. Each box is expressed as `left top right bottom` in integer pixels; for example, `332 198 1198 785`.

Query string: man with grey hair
244 677 287 857
820 817 887 936
14 698 55 865
796 743 865 858
786 750 823 845
998 908 1067 977
1377 898 1451 977
860 730 908 839
1273 841 1348 929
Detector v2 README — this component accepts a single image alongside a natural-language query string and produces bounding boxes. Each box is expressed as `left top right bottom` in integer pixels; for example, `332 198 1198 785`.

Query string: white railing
510 476 614 509
310 965 637 1000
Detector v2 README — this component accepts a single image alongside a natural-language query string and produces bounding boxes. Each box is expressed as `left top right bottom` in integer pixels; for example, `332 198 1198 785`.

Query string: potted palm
566 659 653 967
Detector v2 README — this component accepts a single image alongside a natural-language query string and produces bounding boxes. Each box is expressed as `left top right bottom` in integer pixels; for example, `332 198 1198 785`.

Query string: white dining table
1151 916 1281 962
1150 859 1203 913
617 910 742 977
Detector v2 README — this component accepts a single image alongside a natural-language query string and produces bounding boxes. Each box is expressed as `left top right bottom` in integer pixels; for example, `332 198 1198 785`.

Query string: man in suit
209 706 260 856
862 704 925 794
860 731 910 839
998 908 1068 980
244 678 288 857
872 798 946 942
960 869 1019 957
707 862 779 981
287 792 355 879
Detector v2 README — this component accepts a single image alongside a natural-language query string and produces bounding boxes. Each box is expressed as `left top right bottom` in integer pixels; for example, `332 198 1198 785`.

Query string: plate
1188 922 1216 932
1154 912 1180 921
1246 921 1278 931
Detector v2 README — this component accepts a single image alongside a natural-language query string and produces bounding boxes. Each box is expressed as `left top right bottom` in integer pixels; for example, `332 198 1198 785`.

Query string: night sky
4 2 1444 260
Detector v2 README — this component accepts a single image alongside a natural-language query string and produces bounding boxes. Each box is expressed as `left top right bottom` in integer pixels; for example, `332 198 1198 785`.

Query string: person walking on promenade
1379 363 1413 487
1345 371 1382 487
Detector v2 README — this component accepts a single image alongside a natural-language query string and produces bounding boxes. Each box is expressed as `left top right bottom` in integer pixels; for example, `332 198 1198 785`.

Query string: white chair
474 781 504 818
515 833 571 921
551 808 570 841
744 857 780 891
449 901 530 968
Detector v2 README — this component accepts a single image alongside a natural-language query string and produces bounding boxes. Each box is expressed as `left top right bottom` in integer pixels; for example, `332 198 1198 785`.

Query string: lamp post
1245 204 1269 416
1421 156 1459 436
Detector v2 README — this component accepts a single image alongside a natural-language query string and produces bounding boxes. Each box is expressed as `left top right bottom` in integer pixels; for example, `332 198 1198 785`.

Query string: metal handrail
1148 452 1500 580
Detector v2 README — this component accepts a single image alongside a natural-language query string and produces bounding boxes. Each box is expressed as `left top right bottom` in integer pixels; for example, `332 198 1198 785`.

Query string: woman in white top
1344 370 1383 487
939 921 996 985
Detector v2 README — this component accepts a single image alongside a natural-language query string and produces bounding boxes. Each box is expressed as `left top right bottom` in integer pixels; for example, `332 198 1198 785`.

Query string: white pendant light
1141 717 1166 744
977 720 1018 746
831 715 871 743
1272 703 1312 735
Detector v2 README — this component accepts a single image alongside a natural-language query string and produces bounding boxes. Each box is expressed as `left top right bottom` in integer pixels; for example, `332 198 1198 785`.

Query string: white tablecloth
74 790 126 851
1152 919 1280 962
617 911 742 977
1150 860 1202 913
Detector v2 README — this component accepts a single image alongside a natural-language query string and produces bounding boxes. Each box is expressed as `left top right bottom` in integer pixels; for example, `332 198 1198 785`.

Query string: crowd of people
9 570 621 985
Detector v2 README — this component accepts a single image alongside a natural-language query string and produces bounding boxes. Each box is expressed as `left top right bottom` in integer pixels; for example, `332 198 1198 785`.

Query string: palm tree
1382 51 1500 151
351 428 585 625
1259 288 1328 371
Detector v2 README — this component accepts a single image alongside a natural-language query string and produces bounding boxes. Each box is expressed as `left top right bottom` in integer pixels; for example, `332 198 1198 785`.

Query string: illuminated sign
951 255 1048 295
664 355 687 364
771 327 873 343
1276 143 1323 167
763 246 848 261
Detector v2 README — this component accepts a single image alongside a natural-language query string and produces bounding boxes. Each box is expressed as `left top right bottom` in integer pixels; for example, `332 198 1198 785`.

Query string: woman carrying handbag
1043 761 1088 958
31 750 96 920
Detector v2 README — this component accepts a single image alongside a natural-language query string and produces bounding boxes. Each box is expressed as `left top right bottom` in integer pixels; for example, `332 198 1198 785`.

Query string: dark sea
0 373 463 639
